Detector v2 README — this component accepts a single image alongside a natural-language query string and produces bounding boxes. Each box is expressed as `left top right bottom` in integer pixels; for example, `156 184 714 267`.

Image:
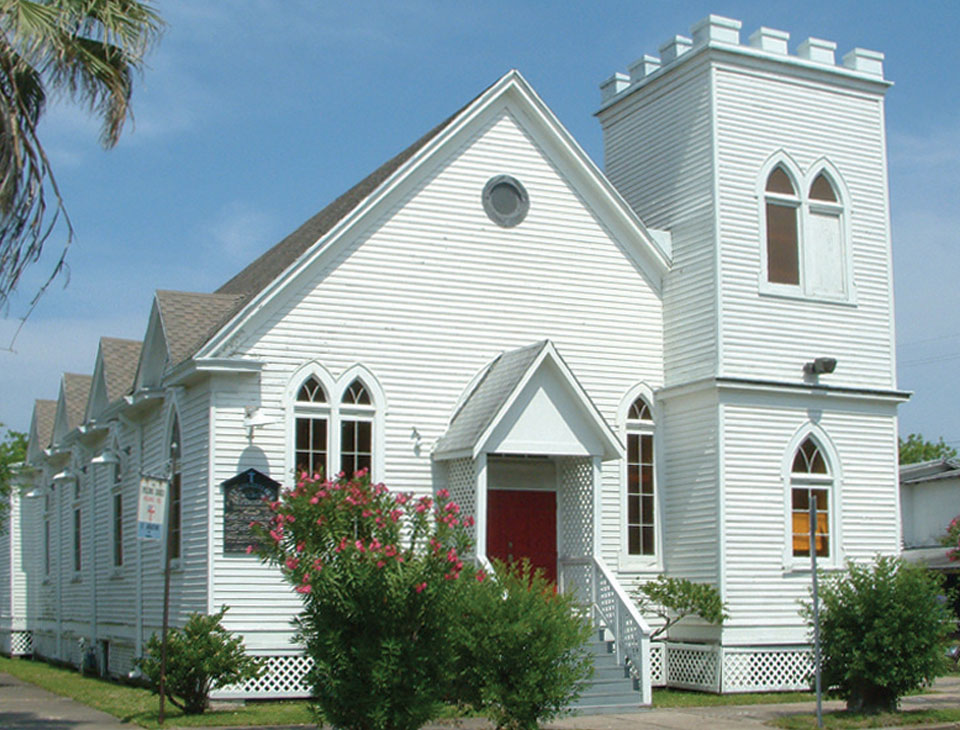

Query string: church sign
221 469 281 554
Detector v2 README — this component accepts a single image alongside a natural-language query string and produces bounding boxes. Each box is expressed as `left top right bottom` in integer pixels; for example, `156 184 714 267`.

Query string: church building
1 15 906 706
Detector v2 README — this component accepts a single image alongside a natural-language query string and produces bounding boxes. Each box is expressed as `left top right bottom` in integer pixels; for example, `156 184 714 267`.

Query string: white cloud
0 311 145 433
889 125 960 169
205 201 279 264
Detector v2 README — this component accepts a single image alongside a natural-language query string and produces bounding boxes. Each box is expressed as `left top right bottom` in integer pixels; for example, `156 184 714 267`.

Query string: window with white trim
761 162 850 301
790 437 831 558
626 397 655 556
290 369 381 482
295 375 329 479
340 379 373 477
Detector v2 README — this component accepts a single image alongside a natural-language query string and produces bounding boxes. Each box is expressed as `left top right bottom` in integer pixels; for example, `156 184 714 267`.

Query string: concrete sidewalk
2 670 959 730
0 670 138 729
547 676 960 730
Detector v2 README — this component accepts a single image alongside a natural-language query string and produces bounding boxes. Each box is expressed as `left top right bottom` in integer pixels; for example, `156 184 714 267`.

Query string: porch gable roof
434 340 622 462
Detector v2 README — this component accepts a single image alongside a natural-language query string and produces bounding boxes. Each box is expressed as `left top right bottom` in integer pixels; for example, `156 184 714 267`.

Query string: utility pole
810 495 823 729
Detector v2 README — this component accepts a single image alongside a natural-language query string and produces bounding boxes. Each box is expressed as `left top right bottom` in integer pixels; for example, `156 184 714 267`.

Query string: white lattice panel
558 457 592 558
445 458 476 544
10 631 32 655
665 642 720 692
650 642 665 686
721 646 813 692
215 655 313 699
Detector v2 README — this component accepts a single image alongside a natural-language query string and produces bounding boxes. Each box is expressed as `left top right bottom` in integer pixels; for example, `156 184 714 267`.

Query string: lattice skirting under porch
213 654 314 700
1 630 32 656
651 642 813 693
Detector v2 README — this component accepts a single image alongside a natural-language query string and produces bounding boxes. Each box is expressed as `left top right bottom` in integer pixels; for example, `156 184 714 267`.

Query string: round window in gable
482 175 529 228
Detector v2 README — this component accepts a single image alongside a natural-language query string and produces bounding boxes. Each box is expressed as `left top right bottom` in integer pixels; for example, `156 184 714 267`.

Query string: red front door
487 489 557 584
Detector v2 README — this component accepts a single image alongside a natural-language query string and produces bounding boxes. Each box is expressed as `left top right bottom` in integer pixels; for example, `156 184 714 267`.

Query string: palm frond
0 0 162 306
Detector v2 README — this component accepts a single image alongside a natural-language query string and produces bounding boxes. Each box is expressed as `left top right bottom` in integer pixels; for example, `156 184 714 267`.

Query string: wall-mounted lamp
243 407 280 440
803 357 837 375
90 450 120 465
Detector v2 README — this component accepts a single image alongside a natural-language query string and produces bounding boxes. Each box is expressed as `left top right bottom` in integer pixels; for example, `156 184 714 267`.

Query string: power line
899 351 960 368
898 331 960 349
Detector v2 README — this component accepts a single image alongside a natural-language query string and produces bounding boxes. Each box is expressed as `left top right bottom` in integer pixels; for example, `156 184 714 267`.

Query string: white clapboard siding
713 64 894 388
598 58 717 386
720 400 898 643
659 388 721 587
204 108 664 648
94 425 135 638
0 493 12 631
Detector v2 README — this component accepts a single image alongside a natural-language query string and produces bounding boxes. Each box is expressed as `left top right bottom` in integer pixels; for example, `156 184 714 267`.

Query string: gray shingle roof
99 337 142 402
62 373 92 432
151 103 466 370
435 341 548 457
215 109 465 300
155 290 247 368
900 457 960 485
32 399 56 450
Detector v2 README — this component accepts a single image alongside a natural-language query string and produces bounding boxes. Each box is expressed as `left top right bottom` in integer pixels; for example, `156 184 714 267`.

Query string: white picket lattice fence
665 642 720 692
649 641 665 686
10 631 33 655
557 457 592 557
651 642 814 693
215 654 313 699
445 458 476 544
721 645 813 693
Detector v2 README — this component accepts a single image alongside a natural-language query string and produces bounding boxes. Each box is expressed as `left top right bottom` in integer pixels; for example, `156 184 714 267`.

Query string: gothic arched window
626 396 655 556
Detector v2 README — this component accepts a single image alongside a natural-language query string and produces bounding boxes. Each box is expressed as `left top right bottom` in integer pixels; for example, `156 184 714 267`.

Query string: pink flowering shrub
252 472 473 730
942 515 960 562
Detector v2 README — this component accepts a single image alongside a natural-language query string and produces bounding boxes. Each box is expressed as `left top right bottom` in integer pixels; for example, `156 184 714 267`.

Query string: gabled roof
155 290 247 369
62 373 92 431
434 340 622 461
52 373 92 445
900 458 960 485
435 341 546 457
215 100 475 299
195 69 670 362
27 399 56 461
101 337 142 403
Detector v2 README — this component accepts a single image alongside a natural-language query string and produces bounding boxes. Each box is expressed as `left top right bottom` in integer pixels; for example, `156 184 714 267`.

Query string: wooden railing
559 556 653 705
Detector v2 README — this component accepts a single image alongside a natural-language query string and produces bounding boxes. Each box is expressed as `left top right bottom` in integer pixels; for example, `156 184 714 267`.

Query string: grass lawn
653 687 816 707
771 707 960 729
0 655 315 728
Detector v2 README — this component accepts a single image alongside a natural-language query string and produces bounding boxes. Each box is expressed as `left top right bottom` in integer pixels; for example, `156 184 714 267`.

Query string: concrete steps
570 631 643 715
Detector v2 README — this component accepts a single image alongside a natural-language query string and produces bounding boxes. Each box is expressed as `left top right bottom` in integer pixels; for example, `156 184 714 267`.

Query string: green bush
634 574 727 640
136 606 262 714
801 556 955 713
253 474 472 730
450 559 593 730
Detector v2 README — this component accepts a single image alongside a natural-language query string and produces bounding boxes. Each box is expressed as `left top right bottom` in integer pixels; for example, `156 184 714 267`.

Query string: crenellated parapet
600 14 886 105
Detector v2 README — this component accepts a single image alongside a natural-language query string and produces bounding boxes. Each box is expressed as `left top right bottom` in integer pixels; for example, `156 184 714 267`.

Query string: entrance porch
434 341 653 707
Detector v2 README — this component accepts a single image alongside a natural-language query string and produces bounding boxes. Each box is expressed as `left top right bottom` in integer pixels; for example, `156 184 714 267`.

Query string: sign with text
138 476 168 540
222 469 280 554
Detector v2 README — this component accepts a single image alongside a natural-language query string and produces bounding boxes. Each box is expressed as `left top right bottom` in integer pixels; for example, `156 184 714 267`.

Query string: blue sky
1 1 958 449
